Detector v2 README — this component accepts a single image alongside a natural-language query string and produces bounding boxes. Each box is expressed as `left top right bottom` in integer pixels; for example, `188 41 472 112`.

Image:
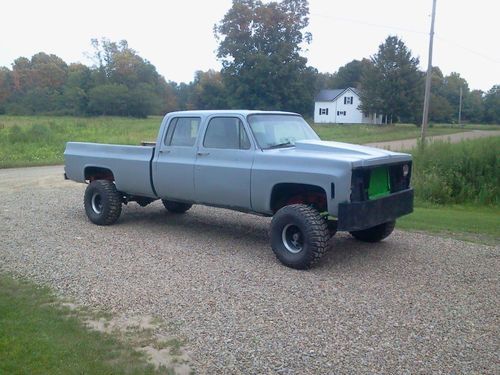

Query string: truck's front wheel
84 180 122 225
349 221 395 242
270 204 329 269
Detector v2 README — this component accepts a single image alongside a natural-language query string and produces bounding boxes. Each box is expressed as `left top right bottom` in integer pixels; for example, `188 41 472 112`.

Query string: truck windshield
247 114 319 149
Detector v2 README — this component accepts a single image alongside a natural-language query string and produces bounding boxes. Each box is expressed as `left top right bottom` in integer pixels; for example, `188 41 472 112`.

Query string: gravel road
1 166 499 374
365 129 500 151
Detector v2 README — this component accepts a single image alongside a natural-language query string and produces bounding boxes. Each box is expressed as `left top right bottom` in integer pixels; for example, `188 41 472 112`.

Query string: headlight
402 164 409 177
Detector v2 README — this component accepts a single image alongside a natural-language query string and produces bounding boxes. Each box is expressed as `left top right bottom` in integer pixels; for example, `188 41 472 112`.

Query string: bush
411 137 500 205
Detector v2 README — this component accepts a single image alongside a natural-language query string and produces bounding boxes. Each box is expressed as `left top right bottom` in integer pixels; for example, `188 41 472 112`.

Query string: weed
410 137 500 205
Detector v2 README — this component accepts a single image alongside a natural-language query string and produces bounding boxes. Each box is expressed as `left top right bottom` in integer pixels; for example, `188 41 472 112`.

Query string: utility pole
420 0 437 146
458 86 463 126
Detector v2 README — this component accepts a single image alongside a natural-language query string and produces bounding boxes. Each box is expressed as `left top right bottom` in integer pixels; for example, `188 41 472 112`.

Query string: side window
203 117 251 150
164 117 201 147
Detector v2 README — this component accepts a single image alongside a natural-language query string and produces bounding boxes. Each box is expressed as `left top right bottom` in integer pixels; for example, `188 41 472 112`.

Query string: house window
319 108 328 115
337 111 347 116
344 96 353 105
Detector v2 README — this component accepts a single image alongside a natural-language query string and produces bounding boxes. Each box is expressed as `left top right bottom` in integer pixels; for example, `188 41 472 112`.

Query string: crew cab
64 110 413 269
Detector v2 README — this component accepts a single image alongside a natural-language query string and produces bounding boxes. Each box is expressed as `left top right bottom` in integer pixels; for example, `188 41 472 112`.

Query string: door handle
159 150 171 154
197 152 210 156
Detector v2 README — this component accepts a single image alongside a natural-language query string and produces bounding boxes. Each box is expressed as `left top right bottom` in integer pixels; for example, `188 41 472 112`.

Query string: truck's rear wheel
84 180 122 225
349 221 396 242
161 200 192 214
270 204 329 269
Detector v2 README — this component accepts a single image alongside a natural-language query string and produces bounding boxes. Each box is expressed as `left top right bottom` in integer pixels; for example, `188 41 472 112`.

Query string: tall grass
411 137 500 205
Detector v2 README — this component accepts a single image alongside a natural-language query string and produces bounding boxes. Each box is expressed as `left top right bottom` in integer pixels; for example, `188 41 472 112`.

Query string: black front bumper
337 188 414 231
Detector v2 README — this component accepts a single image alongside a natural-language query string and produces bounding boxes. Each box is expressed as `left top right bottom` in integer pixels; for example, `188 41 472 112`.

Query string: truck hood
280 140 411 167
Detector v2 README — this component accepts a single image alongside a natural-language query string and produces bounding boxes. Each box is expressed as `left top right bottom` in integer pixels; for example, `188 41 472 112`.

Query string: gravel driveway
1 166 498 374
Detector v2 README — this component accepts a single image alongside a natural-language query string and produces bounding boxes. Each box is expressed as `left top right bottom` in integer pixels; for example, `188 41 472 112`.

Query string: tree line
0 0 498 124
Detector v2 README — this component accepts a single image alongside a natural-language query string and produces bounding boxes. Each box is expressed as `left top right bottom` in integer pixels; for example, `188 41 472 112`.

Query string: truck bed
64 142 156 197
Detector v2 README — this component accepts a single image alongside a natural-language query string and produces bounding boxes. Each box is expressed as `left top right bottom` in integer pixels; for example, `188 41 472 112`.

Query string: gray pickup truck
65 110 413 269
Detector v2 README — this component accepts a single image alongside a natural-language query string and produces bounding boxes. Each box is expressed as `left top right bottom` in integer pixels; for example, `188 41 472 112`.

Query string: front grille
350 162 412 202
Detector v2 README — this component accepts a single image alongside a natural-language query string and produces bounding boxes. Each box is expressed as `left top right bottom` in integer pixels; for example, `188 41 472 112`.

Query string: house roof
315 87 359 102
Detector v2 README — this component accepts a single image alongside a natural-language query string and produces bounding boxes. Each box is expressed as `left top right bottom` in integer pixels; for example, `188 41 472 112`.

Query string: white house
314 87 383 124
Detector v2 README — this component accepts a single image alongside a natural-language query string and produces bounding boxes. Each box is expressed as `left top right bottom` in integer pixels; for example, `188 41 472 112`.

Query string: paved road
365 129 500 151
0 166 498 374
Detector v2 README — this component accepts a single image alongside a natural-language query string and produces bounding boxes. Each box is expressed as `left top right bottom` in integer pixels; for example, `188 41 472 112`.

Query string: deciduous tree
215 0 315 114
359 36 423 124
483 85 500 123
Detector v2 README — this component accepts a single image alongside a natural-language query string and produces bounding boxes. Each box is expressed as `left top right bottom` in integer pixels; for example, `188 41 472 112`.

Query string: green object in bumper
368 167 390 199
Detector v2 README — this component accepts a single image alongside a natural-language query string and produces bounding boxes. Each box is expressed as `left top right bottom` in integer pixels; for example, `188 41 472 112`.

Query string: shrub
411 137 500 205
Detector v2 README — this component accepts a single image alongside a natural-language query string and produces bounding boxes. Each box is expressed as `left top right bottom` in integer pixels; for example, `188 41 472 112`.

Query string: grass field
0 275 167 374
1 115 492 168
398 204 499 245
0 116 161 168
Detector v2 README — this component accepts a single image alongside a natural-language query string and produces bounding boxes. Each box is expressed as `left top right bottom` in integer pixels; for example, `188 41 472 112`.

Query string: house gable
314 87 378 124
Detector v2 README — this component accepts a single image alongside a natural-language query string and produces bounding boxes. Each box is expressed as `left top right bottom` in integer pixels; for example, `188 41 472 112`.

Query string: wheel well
84 167 114 182
271 183 328 213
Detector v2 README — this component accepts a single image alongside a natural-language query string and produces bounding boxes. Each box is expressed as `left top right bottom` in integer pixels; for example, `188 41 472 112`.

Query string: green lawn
0 275 165 374
398 204 500 244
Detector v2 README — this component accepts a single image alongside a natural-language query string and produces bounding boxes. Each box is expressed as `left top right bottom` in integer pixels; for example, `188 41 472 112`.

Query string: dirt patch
85 314 192 373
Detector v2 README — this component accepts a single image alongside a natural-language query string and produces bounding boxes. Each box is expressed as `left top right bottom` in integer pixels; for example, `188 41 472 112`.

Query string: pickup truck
64 110 413 269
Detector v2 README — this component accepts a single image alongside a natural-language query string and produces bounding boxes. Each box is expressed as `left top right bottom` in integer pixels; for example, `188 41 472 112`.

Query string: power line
311 13 429 35
435 36 500 64
311 12 500 64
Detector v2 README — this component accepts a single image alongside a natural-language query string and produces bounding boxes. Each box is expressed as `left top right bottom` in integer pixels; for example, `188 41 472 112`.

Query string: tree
483 85 500 124
331 59 372 89
442 72 469 110
159 80 180 113
11 57 32 94
314 72 335 91
427 67 453 123
214 0 316 114
359 36 423 124
463 89 484 123
87 84 129 116
189 70 228 109
0 67 12 113
60 63 92 115
87 38 168 116
29 52 68 91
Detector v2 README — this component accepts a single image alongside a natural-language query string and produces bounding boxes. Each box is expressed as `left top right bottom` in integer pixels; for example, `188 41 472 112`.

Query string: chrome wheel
281 223 304 253
91 192 103 214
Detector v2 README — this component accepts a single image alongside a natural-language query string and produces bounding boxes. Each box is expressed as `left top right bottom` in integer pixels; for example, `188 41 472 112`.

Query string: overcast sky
1 0 499 91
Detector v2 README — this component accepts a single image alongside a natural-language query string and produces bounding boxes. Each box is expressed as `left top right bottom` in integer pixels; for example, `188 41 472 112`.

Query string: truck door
194 116 254 209
154 116 201 201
